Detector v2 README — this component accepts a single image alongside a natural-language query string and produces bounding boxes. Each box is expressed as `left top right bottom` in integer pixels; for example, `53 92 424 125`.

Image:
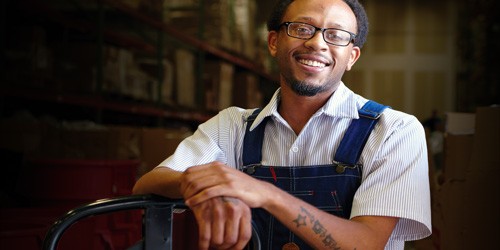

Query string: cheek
275 45 294 65
332 51 352 70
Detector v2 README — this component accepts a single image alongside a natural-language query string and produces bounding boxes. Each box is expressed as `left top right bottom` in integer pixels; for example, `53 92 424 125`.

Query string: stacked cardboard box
164 0 257 58
232 71 263 109
462 107 499 249
0 112 194 249
433 107 499 249
204 60 235 111
174 48 197 108
0 114 192 177
139 126 192 176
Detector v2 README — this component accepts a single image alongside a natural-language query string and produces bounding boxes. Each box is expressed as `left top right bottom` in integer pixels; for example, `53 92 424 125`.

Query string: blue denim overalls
242 101 388 250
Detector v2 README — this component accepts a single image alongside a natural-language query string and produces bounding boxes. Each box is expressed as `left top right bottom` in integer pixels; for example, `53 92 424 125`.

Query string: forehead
284 0 357 31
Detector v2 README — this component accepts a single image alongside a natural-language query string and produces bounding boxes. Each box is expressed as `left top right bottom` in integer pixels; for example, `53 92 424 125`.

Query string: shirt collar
321 82 360 119
248 81 360 131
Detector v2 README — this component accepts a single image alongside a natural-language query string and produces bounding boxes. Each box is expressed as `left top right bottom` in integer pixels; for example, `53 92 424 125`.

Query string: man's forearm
132 166 183 198
263 186 398 250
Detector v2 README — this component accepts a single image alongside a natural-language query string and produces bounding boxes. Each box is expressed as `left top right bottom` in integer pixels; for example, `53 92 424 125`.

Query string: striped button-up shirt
159 82 432 249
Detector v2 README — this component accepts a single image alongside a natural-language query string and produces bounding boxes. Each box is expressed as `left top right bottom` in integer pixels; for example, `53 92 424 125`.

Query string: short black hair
266 0 369 48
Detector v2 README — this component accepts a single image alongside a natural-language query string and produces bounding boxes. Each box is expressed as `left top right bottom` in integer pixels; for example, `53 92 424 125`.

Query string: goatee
286 77 328 97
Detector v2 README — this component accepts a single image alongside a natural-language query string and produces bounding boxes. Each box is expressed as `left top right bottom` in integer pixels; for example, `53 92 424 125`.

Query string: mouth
298 59 327 68
295 53 332 69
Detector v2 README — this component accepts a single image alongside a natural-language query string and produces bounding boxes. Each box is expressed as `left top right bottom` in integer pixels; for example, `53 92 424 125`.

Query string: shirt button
291 147 299 153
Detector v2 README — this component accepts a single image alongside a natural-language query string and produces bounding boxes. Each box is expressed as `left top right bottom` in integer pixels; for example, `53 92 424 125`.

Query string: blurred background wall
258 0 499 120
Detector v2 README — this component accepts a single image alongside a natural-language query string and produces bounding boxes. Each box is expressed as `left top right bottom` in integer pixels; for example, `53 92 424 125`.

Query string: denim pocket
290 189 344 214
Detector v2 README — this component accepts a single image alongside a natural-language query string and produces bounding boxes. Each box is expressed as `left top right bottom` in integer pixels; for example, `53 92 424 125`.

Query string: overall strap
334 100 389 165
242 100 388 167
243 109 266 166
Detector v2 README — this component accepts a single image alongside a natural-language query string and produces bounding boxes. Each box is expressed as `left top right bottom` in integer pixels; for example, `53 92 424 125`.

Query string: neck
278 85 335 135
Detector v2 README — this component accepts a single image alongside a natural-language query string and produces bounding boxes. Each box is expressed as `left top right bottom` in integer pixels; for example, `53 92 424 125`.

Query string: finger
180 162 228 195
179 165 212 193
212 197 245 250
182 174 227 200
185 185 230 207
210 199 226 247
192 204 211 250
222 208 239 249
220 199 251 250
235 211 253 250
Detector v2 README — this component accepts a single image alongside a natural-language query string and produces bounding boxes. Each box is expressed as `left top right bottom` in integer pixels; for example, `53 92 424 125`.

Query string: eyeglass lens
287 22 352 46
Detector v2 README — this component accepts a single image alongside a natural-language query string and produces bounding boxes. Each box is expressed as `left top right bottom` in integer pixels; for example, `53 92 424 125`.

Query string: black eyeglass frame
279 21 357 47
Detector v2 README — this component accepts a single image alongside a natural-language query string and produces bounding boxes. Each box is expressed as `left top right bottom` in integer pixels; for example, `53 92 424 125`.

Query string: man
133 0 432 249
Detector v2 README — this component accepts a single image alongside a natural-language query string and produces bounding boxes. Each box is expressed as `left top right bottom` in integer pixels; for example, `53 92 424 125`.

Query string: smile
298 59 327 68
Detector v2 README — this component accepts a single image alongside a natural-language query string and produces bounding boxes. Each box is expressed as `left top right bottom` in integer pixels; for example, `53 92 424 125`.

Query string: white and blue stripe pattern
159 82 432 249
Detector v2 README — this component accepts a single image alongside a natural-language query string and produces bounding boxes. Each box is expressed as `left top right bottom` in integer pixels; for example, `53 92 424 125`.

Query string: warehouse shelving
1 0 277 125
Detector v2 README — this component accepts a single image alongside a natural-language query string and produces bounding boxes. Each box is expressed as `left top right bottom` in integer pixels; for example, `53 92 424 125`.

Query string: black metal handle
42 194 260 250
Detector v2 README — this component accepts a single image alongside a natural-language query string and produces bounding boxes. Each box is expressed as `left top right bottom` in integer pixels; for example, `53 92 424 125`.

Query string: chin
289 81 327 97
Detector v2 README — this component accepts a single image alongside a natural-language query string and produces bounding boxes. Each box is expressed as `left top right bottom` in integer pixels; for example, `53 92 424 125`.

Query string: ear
346 46 361 71
268 31 278 57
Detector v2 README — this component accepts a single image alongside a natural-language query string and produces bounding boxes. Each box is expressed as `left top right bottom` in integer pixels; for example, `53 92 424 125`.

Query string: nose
304 31 329 51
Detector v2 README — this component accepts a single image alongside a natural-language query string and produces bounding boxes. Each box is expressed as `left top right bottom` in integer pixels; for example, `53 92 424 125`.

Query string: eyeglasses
280 22 356 47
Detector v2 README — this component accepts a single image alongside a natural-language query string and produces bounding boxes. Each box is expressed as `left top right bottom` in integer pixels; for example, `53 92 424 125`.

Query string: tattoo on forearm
292 206 343 250
292 214 307 227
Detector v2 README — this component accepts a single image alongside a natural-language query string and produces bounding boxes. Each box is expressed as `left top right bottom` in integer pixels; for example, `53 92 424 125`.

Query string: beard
287 78 326 96
283 72 332 97
276 49 341 97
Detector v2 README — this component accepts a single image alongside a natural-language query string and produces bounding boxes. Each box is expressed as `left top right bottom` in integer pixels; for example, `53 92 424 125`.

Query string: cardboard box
175 49 196 108
445 112 475 135
204 60 234 111
232 71 263 109
443 134 474 180
438 180 466 250
435 107 499 249
468 107 500 168
53 42 97 94
0 114 42 154
139 127 192 176
462 107 499 249
108 126 142 160
39 125 141 160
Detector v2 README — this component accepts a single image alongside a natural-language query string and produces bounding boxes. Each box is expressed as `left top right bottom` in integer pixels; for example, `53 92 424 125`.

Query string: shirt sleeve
350 110 432 241
157 107 247 171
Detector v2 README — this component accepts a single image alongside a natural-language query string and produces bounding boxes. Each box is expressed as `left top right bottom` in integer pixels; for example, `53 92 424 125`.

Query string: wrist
260 182 284 211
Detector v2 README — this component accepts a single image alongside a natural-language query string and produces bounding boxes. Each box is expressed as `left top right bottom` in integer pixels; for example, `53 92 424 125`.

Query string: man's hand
180 161 274 208
179 162 257 249
189 196 252 250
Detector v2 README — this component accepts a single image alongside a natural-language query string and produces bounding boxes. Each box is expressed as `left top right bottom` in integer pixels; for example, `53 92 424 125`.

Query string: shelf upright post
1 0 5 72
95 0 106 123
156 8 165 126
1 0 6 119
195 1 206 108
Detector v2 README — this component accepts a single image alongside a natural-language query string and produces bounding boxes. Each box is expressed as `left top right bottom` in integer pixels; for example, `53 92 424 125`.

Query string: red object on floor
16 159 140 206
2 159 143 250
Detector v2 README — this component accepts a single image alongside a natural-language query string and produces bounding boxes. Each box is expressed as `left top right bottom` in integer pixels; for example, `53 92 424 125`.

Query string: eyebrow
293 17 349 30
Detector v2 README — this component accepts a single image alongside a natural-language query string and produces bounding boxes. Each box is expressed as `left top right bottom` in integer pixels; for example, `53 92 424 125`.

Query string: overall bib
242 101 388 250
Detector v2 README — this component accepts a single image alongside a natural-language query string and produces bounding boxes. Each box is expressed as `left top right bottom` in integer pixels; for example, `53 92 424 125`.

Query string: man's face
268 0 361 97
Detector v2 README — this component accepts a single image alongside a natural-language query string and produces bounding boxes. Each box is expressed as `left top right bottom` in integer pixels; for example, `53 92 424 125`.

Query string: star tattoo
293 214 307 228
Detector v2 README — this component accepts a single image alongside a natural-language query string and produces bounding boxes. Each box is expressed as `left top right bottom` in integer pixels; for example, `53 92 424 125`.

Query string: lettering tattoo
300 206 316 223
312 220 327 237
293 206 343 250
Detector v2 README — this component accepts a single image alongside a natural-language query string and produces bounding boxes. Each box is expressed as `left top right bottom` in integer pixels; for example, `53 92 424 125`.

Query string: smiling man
133 0 432 249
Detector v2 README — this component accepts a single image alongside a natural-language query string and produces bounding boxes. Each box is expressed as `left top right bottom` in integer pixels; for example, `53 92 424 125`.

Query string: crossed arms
133 162 398 250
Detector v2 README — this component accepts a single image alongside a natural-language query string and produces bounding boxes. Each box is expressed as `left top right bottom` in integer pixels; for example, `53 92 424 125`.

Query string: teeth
299 59 326 68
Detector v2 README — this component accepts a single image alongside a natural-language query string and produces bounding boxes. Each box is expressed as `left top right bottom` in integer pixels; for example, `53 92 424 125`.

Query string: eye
325 30 349 42
294 24 314 36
